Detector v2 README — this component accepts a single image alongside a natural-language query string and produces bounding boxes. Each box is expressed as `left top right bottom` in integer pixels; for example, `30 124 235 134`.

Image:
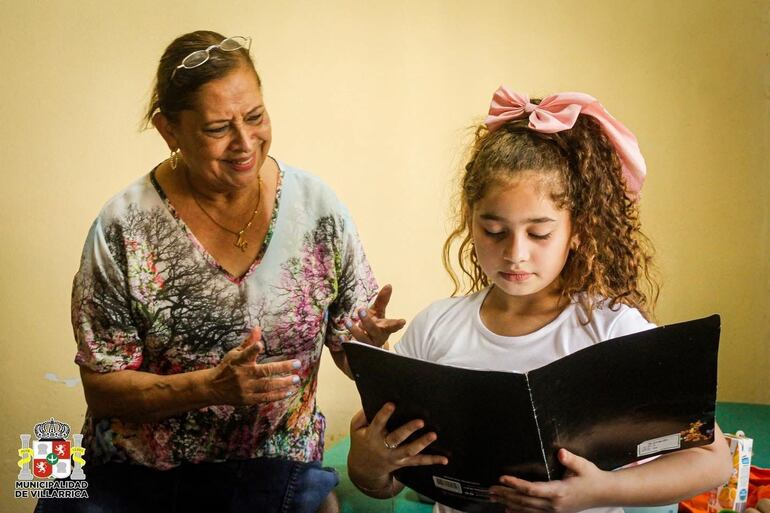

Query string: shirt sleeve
71 217 144 372
324 204 379 352
607 306 657 339
392 306 433 361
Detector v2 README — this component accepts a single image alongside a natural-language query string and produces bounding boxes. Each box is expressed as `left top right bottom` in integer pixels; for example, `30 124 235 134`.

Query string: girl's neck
480 282 570 337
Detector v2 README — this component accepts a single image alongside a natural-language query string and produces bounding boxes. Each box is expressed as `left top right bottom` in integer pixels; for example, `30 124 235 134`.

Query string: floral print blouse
71 160 378 470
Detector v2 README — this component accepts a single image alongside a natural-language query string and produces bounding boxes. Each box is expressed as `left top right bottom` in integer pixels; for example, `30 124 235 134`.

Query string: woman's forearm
80 366 216 423
80 333 303 424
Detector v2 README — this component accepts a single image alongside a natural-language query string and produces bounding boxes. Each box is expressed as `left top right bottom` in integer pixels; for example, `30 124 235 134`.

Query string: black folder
343 314 720 513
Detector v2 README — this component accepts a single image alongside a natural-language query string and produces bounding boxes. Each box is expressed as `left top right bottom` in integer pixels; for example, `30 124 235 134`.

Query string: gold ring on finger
384 439 398 450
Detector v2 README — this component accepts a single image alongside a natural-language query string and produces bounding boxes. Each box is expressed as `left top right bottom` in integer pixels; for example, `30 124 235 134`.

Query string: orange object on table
680 466 770 513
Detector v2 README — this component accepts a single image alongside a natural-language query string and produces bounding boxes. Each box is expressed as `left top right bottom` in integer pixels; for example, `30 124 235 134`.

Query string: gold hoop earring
170 149 181 170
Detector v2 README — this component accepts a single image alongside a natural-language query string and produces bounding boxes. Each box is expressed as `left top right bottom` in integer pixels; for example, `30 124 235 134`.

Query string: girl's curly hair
442 105 659 320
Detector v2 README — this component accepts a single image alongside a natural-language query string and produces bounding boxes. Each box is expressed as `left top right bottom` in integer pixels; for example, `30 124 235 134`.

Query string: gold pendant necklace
185 170 263 252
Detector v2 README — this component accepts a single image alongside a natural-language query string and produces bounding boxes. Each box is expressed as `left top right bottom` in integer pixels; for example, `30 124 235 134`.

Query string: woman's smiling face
169 64 271 192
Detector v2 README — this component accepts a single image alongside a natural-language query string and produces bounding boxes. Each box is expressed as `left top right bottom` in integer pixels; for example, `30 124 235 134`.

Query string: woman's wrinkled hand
209 327 302 405
344 285 406 347
489 449 607 513
347 403 448 495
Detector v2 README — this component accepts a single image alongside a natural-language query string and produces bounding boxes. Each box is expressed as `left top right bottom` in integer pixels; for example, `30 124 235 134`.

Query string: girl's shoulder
413 290 487 327
394 291 486 360
580 298 656 341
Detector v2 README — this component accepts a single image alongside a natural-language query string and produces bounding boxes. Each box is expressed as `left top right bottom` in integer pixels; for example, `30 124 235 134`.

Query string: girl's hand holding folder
348 402 448 498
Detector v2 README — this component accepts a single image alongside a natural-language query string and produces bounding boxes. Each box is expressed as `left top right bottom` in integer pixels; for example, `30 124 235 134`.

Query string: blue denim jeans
34 457 339 513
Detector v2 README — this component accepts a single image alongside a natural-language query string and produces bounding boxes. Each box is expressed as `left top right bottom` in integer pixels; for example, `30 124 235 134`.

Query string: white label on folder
637 433 681 457
433 476 463 494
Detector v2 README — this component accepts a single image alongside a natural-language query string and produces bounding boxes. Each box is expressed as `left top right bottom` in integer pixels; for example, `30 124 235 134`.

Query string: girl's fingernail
358 309 367 319
344 319 353 329
338 335 346 343
285 389 295 397
292 360 301 369
292 375 300 384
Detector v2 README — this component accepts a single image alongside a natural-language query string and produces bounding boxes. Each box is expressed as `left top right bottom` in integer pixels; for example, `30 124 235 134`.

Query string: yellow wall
1 1 767 510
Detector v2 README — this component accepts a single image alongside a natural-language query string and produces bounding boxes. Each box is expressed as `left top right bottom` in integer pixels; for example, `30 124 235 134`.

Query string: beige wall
1 1 767 511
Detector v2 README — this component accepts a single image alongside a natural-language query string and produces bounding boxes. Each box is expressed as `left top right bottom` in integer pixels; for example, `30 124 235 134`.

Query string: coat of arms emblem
18 418 85 481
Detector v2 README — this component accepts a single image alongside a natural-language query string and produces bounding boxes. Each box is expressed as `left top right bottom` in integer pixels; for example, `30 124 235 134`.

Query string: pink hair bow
484 86 646 197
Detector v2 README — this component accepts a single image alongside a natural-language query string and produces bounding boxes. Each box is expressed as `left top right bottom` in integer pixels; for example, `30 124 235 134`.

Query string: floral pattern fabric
71 161 377 470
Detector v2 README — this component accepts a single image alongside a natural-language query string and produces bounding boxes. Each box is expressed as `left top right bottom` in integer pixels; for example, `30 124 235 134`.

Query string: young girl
345 87 732 513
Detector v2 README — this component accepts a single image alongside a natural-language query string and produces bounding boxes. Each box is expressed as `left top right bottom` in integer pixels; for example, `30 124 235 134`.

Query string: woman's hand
79 326 301 423
344 284 406 347
489 449 607 513
209 327 302 405
347 403 448 498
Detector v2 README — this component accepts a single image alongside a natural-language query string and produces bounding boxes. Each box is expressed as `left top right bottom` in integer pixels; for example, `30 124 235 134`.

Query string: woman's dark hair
143 30 260 126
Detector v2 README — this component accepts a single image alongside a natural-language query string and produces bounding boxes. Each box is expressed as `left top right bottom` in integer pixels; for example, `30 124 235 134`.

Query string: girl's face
471 171 574 301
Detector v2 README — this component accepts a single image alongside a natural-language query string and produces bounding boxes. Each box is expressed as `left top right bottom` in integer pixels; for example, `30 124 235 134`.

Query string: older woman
46 30 403 513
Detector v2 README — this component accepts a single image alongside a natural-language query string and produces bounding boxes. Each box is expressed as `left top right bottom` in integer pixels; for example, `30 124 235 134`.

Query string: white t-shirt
394 288 655 513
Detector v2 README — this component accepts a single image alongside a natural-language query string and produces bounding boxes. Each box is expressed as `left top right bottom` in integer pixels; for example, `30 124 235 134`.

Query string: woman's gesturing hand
344 285 406 347
209 327 302 405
